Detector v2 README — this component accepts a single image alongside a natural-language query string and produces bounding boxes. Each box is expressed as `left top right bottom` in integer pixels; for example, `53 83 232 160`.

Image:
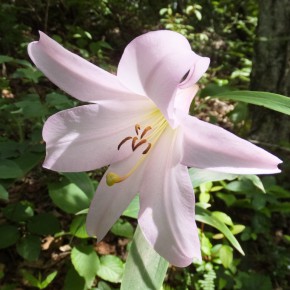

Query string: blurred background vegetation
0 0 289 289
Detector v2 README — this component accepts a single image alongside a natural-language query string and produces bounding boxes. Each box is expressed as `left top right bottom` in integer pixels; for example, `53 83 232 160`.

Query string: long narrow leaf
195 205 244 255
213 90 290 115
121 226 168 290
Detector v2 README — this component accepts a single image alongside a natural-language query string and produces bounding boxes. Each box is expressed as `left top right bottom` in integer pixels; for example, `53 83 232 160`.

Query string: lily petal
28 32 144 103
43 99 154 172
139 127 200 267
86 144 147 240
174 84 199 114
117 30 209 127
181 115 282 174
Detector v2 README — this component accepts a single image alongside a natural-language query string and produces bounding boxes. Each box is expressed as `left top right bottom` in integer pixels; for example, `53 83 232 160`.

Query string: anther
133 139 147 151
140 126 152 139
135 124 141 135
118 136 132 150
142 143 151 154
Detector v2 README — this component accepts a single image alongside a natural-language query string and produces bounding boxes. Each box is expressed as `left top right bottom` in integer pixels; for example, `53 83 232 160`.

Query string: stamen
133 139 147 151
140 126 152 139
132 136 138 151
142 143 151 154
118 136 132 150
109 110 168 187
135 124 141 135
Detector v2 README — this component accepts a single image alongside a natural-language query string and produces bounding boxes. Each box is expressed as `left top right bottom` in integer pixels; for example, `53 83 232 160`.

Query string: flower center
106 110 167 186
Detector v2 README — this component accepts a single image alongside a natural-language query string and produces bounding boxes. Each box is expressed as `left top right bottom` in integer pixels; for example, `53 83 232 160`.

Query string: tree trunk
250 0 290 145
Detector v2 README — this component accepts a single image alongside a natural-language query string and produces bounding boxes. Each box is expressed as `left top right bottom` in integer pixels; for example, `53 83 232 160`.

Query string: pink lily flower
28 30 281 267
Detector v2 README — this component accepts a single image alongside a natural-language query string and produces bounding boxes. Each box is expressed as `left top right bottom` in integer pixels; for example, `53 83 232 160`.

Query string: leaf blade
214 90 290 115
121 226 168 290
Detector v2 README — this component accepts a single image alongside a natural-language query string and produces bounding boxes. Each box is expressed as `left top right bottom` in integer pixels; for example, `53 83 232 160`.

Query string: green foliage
0 159 23 179
71 245 100 288
0 184 9 200
3 202 34 222
96 255 124 283
21 270 58 289
0 224 20 249
121 226 169 290
1 1 289 289
213 89 290 115
70 215 90 239
16 235 41 261
111 218 134 239
63 265 87 290
27 213 61 235
48 177 92 214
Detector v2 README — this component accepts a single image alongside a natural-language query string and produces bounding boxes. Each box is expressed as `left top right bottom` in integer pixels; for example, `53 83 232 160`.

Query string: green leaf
39 271 58 289
21 270 58 289
195 205 244 255
122 195 139 219
219 245 233 268
237 272 272 290
0 284 17 290
15 98 47 118
200 232 212 256
21 270 40 288
200 84 232 98
111 219 134 239
97 281 113 290
212 212 233 226
96 255 124 283
0 55 14 63
0 224 20 249
242 175 265 193
69 215 89 239
62 172 95 200
121 226 169 290
0 141 24 159
225 179 255 193
213 90 290 115
63 265 86 290
0 159 23 179
3 202 34 222
16 235 41 261
231 225 246 235
199 191 211 203
46 92 74 110
13 68 43 83
0 184 9 200
49 180 91 214
216 193 236 206
27 213 61 235
71 245 99 288
252 193 267 210
269 202 290 213
200 182 212 193
14 152 43 176
189 168 237 188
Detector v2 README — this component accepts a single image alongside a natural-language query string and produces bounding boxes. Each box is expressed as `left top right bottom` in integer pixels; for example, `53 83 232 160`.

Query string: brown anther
140 126 152 139
133 139 147 151
142 143 151 154
118 136 132 150
132 137 138 151
135 124 141 135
